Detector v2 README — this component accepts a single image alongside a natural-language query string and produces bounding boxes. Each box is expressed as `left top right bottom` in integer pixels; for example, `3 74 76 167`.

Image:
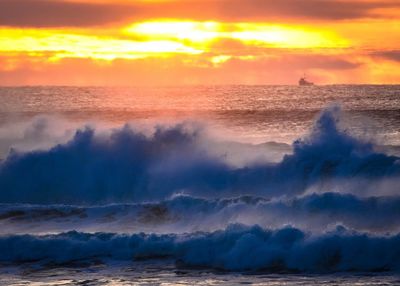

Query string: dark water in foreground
3 265 400 285
0 85 400 285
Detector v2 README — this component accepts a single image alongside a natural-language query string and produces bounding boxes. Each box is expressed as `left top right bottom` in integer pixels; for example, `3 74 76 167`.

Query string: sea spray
0 107 399 204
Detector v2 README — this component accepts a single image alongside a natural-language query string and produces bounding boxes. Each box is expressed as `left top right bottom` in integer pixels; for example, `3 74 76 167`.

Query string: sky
0 0 400 85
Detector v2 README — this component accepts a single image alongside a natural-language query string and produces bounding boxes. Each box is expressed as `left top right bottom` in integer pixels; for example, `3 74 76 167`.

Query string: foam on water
2 192 400 235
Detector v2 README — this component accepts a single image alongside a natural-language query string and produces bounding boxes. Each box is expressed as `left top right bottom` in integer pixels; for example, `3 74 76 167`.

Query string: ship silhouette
299 74 314 86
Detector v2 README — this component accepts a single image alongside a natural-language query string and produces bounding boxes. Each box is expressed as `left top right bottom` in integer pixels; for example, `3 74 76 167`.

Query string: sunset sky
1 0 400 85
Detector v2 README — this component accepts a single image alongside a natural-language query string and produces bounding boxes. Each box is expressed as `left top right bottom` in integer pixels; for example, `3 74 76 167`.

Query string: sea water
0 85 400 285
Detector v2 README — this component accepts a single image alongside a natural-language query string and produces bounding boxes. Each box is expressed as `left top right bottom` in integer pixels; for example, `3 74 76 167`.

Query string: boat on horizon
299 75 314 86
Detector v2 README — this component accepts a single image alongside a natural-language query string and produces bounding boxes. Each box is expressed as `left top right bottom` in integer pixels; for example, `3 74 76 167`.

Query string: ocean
0 85 400 285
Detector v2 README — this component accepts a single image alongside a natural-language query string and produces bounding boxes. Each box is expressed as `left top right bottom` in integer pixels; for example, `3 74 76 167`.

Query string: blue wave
1 225 400 273
0 106 399 204
2 192 400 234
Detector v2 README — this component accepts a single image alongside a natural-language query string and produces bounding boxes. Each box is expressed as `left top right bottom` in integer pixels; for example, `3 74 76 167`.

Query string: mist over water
1 85 400 284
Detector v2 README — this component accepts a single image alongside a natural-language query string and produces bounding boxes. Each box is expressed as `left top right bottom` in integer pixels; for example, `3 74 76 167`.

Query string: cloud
209 0 397 21
0 0 133 27
374 50 400 62
288 54 362 70
0 0 398 27
220 52 362 71
0 51 364 85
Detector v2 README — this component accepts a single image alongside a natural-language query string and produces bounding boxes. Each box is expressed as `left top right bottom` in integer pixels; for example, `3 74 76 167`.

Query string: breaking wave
0 106 399 204
2 225 400 273
2 192 400 235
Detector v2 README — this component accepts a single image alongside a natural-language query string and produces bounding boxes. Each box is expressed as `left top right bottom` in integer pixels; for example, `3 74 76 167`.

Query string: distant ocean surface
0 85 400 285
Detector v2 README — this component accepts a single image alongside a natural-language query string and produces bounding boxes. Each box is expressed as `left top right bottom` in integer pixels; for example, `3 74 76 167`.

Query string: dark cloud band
0 0 134 27
0 0 398 27
374 50 400 62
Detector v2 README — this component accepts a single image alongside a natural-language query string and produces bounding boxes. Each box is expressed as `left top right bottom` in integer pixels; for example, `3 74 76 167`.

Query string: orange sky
0 0 399 85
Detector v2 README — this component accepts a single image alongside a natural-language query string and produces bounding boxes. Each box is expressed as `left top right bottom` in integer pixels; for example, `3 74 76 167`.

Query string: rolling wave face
2 225 400 273
0 106 399 205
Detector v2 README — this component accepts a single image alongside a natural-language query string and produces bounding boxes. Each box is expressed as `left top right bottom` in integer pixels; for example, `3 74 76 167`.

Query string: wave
0 106 399 205
2 224 400 273
3 192 400 235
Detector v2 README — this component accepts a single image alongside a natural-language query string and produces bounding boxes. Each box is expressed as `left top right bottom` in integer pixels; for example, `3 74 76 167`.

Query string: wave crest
2 225 400 273
0 106 399 204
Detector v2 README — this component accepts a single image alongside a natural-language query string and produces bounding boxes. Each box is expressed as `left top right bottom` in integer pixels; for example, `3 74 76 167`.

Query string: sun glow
0 28 203 61
0 20 349 64
231 24 348 48
126 20 348 49
125 21 221 43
